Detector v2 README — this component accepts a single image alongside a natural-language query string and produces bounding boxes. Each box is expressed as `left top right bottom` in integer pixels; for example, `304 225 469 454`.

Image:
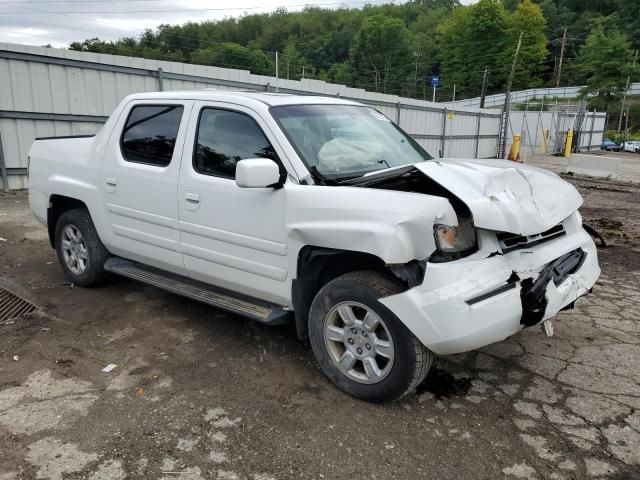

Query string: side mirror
235 158 282 188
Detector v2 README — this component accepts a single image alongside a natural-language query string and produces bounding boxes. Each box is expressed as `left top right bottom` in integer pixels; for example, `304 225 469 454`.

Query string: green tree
618 0 640 49
411 7 449 94
502 0 548 90
352 14 412 93
329 61 355 85
575 28 639 110
437 0 509 97
282 43 304 80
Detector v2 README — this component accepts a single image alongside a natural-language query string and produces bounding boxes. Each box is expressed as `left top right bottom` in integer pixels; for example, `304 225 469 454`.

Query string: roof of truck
126 90 363 107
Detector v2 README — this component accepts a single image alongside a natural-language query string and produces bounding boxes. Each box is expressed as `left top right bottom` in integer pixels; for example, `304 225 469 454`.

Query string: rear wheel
55 208 110 287
309 271 433 402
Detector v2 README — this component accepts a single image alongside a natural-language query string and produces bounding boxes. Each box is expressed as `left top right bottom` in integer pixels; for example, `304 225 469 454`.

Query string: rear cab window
121 105 184 167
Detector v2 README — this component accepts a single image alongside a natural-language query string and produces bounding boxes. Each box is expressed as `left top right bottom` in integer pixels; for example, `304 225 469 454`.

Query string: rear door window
121 105 184 167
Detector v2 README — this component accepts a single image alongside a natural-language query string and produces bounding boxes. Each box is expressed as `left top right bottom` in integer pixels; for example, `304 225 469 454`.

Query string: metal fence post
498 93 511 159
440 108 448 158
396 101 401 125
0 131 9 192
587 109 596 151
157 67 164 92
474 111 481 158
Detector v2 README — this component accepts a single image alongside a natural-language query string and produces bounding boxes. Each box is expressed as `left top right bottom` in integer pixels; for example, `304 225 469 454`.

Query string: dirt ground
1 171 640 480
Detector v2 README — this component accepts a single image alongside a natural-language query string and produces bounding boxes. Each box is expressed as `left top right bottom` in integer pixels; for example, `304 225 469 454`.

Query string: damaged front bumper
379 213 600 355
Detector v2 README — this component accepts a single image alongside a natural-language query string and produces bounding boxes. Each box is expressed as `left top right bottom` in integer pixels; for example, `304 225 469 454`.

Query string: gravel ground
0 173 639 480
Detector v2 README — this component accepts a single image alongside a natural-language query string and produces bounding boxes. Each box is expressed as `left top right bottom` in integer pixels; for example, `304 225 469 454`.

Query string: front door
100 100 192 275
178 101 290 304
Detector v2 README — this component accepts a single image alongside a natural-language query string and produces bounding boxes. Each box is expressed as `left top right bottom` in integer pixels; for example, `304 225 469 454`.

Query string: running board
104 258 288 325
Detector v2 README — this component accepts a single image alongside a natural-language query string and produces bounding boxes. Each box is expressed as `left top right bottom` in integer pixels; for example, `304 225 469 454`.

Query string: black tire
54 208 110 287
308 271 433 403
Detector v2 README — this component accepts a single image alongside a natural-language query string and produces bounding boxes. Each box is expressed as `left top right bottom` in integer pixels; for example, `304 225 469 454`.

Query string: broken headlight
431 219 477 261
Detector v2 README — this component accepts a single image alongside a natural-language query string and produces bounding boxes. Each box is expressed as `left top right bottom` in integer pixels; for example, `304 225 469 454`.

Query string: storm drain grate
0 286 38 323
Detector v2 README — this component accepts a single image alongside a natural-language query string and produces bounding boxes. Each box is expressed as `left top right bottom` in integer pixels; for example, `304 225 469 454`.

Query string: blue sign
430 75 440 87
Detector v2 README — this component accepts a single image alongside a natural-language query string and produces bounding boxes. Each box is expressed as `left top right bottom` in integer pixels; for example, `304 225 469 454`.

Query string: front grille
0 286 38 323
497 224 566 254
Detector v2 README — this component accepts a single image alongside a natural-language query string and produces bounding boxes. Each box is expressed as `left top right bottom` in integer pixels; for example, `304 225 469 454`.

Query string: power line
0 2 595 100
5 0 165 2
1 0 384 78
0 22 389 86
1 0 377 14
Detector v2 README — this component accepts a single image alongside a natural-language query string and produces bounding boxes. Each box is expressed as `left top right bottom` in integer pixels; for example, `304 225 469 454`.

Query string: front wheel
308 271 433 402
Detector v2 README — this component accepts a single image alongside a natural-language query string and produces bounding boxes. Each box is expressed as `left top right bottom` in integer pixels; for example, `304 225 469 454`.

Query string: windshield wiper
338 164 417 186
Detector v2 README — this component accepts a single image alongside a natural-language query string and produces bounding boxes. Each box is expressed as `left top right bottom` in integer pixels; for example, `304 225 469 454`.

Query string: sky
0 0 477 49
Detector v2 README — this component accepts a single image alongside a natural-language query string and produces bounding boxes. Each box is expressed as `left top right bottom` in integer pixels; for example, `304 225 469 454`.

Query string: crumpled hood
414 158 583 236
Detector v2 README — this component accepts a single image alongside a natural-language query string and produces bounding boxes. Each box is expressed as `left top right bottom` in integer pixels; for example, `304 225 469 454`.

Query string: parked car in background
622 140 640 153
27 91 601 402
601 139 620 152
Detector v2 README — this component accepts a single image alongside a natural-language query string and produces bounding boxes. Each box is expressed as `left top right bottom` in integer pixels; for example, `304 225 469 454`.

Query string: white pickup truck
28 91 600 402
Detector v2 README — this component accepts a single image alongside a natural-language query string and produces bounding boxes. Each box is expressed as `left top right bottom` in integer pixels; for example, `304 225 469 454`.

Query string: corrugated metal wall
0 42 504 190
0 42 608 190
447 84 640 109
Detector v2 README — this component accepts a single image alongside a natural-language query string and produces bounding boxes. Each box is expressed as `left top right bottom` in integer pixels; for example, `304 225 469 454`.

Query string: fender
285 183 459 270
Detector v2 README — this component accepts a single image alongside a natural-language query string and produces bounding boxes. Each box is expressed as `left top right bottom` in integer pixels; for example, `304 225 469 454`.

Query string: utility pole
275 51 279 92
556 26 567 88
624 107 629 145
480 66 490 108
499 31 523 158
452 84 456 102
506 31 523 97
413 51 422 97
618 49 638 132
302 65 305 80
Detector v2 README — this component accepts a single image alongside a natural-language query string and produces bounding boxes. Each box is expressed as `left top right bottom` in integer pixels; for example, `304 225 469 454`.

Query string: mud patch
416 365 473 399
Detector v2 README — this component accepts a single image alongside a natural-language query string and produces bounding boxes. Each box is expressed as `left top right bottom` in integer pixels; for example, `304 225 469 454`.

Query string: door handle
185 192 200 203
184 192 200 211
105 177 117 193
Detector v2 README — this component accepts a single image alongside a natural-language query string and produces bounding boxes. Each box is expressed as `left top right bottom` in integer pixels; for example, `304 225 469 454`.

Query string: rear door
178 101 290 304
100 100 193 274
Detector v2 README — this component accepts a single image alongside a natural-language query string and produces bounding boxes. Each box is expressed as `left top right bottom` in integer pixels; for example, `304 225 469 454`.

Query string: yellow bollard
508 133 521 161
564 130 573 158
542 128 549 154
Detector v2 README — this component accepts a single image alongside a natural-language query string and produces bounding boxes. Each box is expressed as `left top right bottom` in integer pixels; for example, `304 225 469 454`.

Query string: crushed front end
379 211 600 355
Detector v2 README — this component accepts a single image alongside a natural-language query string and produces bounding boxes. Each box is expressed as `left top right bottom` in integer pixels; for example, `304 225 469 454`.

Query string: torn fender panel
285 184 458 265
415 159 583 236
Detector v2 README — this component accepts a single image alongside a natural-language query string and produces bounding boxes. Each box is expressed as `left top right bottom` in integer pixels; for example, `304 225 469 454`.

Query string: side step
104 258 288 325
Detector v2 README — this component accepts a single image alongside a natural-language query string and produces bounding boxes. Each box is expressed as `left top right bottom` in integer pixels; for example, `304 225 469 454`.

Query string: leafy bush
605 130 640 144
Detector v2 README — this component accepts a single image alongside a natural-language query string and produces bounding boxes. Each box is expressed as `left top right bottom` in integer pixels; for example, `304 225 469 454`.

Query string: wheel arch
291 245 425 341
47 195 89 248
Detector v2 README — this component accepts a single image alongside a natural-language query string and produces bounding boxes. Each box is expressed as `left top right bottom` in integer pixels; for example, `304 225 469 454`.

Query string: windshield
270 104 433 181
